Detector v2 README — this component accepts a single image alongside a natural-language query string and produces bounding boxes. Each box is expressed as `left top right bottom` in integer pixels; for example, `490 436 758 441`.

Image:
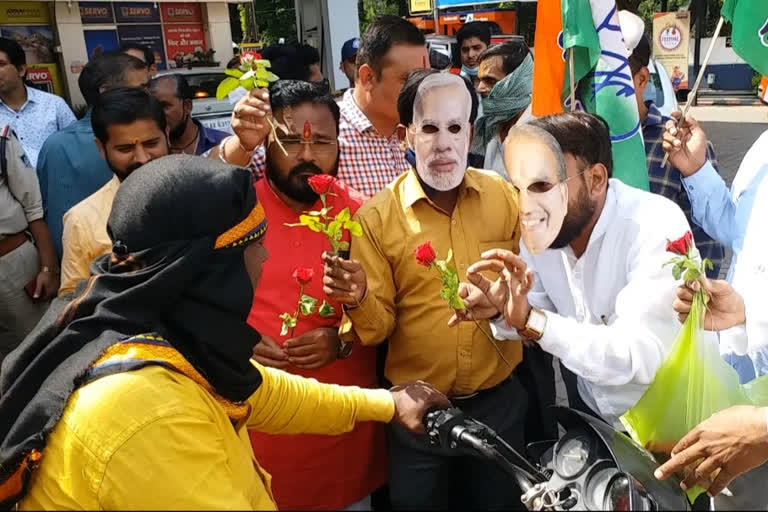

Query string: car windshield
644 71 666 109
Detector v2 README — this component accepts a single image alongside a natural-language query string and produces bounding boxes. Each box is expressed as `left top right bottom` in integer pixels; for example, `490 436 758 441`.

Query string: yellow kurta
20 362 394 510
340 168 522 396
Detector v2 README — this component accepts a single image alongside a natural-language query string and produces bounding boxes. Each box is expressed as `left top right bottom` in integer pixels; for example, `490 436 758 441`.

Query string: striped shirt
250 89 408 198
643 101 724 277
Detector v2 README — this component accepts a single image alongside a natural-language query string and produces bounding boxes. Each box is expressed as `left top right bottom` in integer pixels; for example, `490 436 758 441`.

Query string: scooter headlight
603 472 656 511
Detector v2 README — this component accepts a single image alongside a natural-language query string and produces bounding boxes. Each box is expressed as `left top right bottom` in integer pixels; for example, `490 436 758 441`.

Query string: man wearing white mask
321 70 527 509
452 112 693 431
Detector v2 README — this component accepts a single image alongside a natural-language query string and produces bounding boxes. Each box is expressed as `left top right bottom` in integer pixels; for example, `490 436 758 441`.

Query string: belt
0 232 26 258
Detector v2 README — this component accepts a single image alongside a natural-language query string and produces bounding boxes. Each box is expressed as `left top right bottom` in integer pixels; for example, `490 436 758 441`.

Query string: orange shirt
247 178 386 510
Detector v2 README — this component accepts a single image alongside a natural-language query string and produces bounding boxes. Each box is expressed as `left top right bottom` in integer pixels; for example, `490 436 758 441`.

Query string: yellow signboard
409 0 432 16
652 11 691 91
26 63 64 96
0 2 51 24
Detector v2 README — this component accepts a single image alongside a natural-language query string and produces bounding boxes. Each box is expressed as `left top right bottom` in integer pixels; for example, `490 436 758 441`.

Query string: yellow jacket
19 362 395 510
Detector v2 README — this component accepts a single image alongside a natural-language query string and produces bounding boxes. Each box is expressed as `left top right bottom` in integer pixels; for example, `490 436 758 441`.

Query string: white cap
618 10 646 54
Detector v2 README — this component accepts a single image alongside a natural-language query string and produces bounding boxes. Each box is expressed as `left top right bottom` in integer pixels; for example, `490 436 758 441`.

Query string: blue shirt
643 101 724 278
682 160 768 382
0 86 76 168
195 120 227 155
36 112 113 259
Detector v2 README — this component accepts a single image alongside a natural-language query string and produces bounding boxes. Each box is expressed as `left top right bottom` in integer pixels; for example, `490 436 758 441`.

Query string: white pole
661 16 725 166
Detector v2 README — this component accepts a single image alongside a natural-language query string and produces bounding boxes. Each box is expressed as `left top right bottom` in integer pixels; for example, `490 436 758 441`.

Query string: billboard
26 63 64 96
163 24 206 63
653 11 691 91
0 26 55 64
117 25 167 70
84 30 119 60
0 2 50 24
114 2 161 24
160 2 202 23
80 2 114 24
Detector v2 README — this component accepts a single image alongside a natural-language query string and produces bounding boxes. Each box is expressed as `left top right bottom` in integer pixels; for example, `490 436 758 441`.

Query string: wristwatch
518 307 547 341
337 340 353 359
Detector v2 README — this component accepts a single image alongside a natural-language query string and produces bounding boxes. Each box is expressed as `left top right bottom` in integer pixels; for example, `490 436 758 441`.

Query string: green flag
561 0 649 191
722 0 768 77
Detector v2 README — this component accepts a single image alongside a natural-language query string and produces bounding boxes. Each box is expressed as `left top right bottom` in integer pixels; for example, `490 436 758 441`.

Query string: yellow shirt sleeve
246 362 395 434
338 210 397 345
59 213 91 296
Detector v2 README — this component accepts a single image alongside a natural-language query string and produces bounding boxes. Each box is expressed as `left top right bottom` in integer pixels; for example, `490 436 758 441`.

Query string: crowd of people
0 8 767 511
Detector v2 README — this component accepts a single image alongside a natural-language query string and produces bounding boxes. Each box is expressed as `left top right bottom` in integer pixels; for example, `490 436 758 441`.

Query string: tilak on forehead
303 120 311 140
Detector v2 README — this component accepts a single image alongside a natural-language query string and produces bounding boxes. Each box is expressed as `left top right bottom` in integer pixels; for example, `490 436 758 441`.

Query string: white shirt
492 179 695 428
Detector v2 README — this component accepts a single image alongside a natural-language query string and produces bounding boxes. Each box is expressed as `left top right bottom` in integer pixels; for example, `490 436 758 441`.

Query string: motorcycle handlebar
422 408 545 494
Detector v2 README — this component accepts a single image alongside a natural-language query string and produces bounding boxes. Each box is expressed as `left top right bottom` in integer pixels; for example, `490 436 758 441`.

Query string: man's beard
549 182 597 250
169 114 188 141
266 154 340 204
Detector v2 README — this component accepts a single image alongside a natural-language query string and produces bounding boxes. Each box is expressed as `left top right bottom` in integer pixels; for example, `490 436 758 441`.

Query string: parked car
155 66 233 134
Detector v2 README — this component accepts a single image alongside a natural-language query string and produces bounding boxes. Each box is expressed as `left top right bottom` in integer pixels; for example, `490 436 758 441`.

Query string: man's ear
94 137 107 161
357 64 376 91
588 163 609 196
634 67 650 96
17 64 27 80
183 98 193 116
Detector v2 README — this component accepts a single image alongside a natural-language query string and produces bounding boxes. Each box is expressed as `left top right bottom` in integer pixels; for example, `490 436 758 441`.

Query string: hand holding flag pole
661 16 725 168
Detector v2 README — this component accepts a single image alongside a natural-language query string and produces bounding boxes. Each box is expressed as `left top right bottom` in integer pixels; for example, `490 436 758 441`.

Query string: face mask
504 130 569 254
461 65 478 77
410 74 472 192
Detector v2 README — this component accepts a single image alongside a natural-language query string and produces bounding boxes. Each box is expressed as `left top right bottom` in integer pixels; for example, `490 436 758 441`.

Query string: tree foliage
252 0 297 46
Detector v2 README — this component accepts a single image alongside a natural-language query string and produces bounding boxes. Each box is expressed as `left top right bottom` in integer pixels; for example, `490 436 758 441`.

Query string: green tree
237 3 257 43
358 0 402 34
252 0 297 46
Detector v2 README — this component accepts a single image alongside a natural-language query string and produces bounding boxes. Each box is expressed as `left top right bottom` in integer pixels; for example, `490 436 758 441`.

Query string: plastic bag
620 291 760 500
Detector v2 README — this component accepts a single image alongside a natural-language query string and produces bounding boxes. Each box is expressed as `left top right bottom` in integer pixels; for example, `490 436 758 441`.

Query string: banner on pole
652 11 690 91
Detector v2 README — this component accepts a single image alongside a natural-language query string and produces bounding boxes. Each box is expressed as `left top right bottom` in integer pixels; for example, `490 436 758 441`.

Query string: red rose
292 266 314 285
666 231 693 255
307 174 336 195
414 241 437 267
240 51 262 63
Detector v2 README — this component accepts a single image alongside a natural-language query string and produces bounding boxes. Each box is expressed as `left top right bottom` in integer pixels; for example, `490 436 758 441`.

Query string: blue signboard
114 2 160 23
117 24 166 70
435 0 487 7
80 2 114 24
84 30 119 60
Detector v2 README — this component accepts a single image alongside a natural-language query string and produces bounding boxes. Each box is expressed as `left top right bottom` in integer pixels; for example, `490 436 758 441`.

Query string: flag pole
661 15 725 166
569 48 576 111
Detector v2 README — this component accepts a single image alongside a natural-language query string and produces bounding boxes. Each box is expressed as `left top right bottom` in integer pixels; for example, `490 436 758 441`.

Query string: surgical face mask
409 74 472 192
504 134 569 254
461 64 478 77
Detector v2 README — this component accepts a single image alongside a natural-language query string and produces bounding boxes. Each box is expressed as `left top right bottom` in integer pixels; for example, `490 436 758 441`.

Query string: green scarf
471 53 534 156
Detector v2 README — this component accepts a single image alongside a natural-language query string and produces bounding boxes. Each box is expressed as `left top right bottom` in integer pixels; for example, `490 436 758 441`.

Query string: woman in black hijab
0 155 447 510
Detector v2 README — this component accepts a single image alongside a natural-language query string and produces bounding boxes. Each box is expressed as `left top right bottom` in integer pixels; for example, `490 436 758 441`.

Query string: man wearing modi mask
321 69 529 509
451 112 695 431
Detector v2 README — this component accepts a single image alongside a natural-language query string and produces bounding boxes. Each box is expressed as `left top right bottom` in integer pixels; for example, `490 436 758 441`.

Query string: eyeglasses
277 138 338 157
515 169 589 195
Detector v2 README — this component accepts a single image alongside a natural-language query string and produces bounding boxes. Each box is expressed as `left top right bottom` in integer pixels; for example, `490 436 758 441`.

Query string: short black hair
397 69 479 126
92 87 166 144
261 43 320 82
628 34 651 76
529 112 614 178
357 15 425 78
149 74 193 101
226 55 241 70
268 80 340 133
0 38 25 69
456 22 491 48
478 40 531 75
79 52 147 107
119 42 154 68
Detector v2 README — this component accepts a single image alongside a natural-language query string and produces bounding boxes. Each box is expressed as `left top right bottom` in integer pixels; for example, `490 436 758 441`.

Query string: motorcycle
423 406 690 511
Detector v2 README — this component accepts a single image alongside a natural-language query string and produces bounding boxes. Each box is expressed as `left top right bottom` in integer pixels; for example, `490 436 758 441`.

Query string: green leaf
446 248 453 264
318 300 336 317
327 220 342 239
336 207 351 223
240 68 256 81
256 79 269 88
683 268 701 283
279 312 297 336
257 58 272 68
299 215 323 232
704 258 714 271
435 260 448 274
344 219 363 237
225 68 244 79
337 241 349 251
240 77 256 91
672 261 684 281
663 256 683 268
216 77 240 100
299 294 318 316
449 294 466 310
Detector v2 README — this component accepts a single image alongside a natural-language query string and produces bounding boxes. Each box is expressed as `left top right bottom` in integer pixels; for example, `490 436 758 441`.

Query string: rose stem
266 116 288 156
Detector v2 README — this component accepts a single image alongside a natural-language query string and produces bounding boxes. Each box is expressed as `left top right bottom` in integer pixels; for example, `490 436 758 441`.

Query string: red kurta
248 178 386 510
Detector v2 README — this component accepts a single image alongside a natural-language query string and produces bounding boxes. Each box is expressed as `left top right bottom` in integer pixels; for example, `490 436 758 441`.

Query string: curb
696 97 766 106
